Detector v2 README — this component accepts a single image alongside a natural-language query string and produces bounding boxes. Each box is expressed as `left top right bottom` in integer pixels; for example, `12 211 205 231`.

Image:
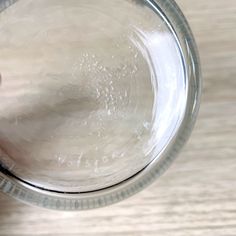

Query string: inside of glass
0 0 187 192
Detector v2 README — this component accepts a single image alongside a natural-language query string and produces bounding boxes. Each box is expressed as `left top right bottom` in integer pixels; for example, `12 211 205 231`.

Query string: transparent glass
0 0 201 210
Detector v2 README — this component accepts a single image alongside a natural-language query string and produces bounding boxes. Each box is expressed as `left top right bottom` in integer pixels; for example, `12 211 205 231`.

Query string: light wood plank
0 0 236 235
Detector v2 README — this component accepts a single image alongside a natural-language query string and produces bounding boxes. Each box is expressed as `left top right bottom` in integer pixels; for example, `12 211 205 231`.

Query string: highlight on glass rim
0 0 201 210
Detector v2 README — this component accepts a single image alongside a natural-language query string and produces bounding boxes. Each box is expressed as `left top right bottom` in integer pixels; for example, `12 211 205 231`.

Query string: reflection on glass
0 0 188 192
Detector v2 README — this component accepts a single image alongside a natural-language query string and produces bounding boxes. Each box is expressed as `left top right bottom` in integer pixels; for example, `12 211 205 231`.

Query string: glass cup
0 0 201 210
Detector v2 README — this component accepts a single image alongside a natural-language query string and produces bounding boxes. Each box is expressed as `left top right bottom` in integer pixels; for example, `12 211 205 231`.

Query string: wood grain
0 0 236 235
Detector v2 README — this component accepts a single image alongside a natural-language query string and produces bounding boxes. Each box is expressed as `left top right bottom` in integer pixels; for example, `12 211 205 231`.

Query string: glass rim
0 0 201 210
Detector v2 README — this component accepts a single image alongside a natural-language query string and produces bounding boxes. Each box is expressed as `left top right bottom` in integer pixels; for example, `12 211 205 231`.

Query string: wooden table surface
0 0 236 235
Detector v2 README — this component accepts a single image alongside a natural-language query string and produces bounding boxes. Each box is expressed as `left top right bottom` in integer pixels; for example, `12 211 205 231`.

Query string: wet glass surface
0 0 187 192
